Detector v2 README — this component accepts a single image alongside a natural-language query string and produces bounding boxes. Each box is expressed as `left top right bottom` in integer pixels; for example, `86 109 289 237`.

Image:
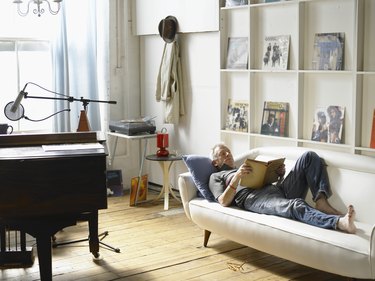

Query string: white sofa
178 147 375 280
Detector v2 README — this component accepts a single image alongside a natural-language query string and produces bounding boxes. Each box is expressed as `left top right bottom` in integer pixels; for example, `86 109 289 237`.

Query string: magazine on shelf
260 101 289 137
370 109 375 148
225 99 249 132
311 105 345 144
239 157 285 188
312 32 345 70
226 37 248 69
262 35 290 70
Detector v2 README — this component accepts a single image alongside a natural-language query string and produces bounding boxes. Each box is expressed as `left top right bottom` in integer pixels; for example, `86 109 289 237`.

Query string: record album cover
262 35 290 70
312 32 345 71
225 99 249 132
260 101 289 137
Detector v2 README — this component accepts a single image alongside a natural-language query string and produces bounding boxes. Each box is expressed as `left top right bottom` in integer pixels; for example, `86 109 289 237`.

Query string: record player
109 117 156 136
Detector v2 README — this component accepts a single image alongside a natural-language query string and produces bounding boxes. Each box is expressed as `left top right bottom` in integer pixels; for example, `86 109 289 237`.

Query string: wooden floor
0 190 368 281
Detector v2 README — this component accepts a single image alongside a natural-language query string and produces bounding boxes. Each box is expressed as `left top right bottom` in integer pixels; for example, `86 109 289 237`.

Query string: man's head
211 143 235 169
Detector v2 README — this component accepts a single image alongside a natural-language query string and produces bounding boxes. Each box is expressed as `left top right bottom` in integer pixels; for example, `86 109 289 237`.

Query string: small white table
106 132 156 205
145 154 182 210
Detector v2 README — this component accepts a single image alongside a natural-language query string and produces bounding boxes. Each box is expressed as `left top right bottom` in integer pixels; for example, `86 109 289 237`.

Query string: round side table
146 154 182 210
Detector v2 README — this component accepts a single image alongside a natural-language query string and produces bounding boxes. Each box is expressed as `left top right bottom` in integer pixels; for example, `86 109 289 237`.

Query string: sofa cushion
182 154 217 201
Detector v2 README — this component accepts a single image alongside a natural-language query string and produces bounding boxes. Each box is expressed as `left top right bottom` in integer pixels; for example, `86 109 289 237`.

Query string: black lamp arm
24 93 117 108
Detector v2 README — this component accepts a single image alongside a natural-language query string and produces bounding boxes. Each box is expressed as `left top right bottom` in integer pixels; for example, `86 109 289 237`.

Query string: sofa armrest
178 172 198 220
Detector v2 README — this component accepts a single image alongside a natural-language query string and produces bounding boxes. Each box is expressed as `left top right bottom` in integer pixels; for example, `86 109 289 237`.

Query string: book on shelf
226 37 248 69
370 109 375 149
239 157 285 189
311 105 345 144
262 35 290 70
260 101 289 137
225 99 249 132
312 32 345 71
225 0 248 7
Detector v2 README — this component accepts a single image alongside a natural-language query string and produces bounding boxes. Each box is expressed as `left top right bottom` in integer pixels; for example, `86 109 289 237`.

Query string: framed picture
130 174 148 206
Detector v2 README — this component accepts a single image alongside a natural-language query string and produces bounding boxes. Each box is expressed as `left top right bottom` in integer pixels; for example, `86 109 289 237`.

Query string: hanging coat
156 41 185 124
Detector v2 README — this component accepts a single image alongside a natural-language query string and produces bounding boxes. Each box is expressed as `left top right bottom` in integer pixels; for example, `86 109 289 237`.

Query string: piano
0 132 107 281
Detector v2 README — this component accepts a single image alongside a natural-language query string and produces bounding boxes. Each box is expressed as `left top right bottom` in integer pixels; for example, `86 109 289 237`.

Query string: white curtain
53 0 109 132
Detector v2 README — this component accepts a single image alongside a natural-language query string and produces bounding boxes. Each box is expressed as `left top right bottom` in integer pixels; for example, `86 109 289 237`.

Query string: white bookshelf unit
219 0 375 157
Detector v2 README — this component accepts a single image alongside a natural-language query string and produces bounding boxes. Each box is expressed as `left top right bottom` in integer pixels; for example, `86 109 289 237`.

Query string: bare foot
315 196 343 215
337 205 357 234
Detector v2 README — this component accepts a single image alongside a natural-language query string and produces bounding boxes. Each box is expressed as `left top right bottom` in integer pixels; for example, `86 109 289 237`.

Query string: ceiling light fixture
13 0 63 17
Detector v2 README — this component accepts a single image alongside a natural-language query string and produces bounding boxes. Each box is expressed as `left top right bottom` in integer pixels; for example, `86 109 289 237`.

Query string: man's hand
233 163 253 183
218 163 253 207
276 164 286 178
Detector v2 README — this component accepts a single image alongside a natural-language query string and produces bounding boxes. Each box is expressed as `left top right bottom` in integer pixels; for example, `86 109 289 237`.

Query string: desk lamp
4 82 116 131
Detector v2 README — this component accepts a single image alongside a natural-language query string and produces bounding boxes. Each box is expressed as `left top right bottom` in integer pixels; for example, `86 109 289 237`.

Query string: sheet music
42 143 103 152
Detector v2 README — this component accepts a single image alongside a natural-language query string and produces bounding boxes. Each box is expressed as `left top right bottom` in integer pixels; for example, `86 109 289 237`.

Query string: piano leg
87 211 100 259
35 233 53 281
10 219 77 281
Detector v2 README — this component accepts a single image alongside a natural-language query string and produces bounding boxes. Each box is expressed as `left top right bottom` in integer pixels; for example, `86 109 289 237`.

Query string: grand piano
0 132 107 280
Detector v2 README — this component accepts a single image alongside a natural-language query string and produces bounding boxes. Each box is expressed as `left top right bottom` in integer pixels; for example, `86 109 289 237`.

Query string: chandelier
13 0 63 17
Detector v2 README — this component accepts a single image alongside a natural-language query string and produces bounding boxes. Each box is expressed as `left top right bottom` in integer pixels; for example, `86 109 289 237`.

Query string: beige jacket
156 41 185 124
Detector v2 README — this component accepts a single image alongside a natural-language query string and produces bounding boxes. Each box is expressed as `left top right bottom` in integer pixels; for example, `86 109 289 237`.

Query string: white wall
141 32 221 185
132 0 220 35
109 0 222 187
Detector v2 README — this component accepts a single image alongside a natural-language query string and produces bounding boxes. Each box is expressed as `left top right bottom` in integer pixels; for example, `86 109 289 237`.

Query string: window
1 40 54 132
0 1 109 133
0 1 59 132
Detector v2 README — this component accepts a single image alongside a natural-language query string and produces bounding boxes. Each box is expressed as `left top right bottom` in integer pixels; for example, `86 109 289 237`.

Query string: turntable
109 118 156 136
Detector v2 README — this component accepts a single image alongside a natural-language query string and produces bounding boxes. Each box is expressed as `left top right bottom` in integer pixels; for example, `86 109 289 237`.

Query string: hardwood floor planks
0 190 368 281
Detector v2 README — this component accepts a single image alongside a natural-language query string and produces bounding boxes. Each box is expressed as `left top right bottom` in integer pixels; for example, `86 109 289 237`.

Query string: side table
146 154 182 210
106 132 157 205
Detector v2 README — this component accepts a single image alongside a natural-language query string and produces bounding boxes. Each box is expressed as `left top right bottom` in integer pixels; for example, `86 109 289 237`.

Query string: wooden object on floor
1 192 372 281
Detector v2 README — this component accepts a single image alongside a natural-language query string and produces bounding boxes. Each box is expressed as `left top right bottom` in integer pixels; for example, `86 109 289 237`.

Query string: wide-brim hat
158 16 178 43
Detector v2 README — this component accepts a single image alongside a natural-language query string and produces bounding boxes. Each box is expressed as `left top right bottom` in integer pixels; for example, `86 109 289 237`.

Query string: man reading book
208 143 356 234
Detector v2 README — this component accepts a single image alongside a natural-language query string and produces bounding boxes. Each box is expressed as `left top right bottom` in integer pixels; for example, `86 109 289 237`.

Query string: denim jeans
235 151 340 229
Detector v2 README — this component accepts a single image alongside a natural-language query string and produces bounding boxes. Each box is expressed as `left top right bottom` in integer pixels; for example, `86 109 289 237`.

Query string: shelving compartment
250 2 298 71
302 0 356 71
302 72 354 149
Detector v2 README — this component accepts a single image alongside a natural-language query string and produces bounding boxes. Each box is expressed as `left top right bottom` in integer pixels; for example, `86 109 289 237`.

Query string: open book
239 157 285 188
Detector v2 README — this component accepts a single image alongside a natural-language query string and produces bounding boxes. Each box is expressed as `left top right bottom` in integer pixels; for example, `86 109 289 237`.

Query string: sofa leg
203 230 211 247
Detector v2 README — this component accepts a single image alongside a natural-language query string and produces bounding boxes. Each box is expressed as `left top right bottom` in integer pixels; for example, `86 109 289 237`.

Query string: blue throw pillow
182 155 217 201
